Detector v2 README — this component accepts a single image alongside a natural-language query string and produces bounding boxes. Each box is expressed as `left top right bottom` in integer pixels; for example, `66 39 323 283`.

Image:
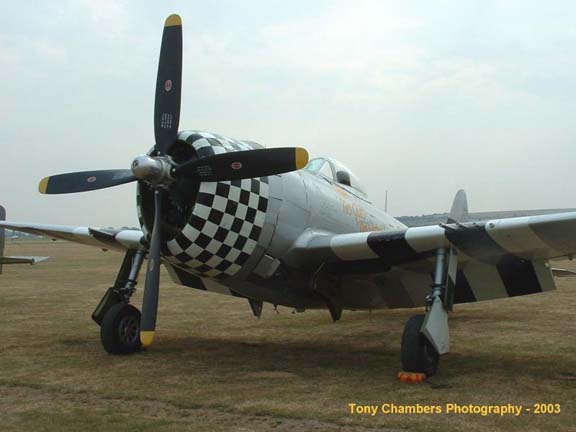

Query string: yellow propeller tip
38 177 49 194
295 148 309 170
165 14 182 27
140 331 155 347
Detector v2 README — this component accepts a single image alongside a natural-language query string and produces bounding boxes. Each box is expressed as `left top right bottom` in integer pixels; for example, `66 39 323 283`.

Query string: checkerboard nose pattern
161 131 270 279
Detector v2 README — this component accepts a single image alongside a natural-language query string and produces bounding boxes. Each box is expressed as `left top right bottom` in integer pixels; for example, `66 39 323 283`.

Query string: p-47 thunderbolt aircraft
3 14 576 376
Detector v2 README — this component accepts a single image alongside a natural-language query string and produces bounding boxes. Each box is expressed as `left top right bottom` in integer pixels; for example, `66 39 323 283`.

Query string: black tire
401 314 439 376
100 303 142 355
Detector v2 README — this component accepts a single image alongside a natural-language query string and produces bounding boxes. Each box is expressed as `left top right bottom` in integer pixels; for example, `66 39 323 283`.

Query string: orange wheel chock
397 371 427 383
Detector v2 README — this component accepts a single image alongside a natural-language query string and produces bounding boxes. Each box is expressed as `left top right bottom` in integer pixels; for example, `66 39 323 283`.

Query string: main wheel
100 303 142 355
401 314 439 376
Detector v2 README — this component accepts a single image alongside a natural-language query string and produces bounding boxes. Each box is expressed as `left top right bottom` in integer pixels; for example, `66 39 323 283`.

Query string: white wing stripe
486 217 560 257
405 225 447 253
329 232 378 261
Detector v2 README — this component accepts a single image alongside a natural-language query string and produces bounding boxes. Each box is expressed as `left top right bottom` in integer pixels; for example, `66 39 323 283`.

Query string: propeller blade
38 170 136 194
173 147 309 182
140 189 163 347
154 14 183 155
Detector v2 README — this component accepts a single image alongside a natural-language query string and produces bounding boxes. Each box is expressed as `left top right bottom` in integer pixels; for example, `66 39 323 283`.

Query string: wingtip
165 14 182 27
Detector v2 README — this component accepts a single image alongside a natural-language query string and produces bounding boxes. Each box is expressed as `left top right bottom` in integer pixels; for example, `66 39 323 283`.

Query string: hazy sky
2 0 576 227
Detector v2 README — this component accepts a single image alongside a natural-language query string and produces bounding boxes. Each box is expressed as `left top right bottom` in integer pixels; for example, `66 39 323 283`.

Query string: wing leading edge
304 211 576 266
0 221 144 252
298 212 576 306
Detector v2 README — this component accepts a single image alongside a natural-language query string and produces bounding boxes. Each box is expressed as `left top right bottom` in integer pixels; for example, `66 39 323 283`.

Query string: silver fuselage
168 167 408 310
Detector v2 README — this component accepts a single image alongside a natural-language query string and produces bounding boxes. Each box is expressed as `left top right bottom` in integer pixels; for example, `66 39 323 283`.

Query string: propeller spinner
37 14 309 348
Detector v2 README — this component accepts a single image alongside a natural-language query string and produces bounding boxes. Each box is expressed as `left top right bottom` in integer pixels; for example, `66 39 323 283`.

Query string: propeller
172 147 309 182
138 14 183 348
37 13 309 348
140 189 163 347
153 14 182 155
39 170 135 194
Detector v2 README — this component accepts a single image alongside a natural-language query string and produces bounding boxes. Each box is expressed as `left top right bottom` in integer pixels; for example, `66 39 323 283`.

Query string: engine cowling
137 130 270 280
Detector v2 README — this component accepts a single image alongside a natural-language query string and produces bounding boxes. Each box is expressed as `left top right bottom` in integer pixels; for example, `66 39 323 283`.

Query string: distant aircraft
3 15 576 377
0 205 48 274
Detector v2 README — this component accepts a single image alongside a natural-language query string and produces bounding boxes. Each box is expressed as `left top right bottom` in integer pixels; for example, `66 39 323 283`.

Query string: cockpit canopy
304 157 368 196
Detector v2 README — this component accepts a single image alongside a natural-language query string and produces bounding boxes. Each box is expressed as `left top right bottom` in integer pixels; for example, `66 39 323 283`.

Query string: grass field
1 241 575 431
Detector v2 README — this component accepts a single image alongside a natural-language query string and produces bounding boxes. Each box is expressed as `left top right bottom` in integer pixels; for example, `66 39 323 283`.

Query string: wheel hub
118 315 140 345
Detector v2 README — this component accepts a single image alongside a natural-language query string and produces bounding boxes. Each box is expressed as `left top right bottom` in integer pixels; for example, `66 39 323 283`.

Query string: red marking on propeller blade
231 162 242 170
164 80 172 92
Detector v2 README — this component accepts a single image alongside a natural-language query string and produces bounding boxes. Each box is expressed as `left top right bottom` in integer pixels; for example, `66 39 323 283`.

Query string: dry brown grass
1 241 575 431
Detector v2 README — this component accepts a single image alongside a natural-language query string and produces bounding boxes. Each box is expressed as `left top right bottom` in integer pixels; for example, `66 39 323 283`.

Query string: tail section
447 189 469 223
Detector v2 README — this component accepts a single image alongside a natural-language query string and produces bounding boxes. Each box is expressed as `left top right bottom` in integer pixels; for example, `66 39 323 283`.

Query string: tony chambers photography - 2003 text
347 403 562 417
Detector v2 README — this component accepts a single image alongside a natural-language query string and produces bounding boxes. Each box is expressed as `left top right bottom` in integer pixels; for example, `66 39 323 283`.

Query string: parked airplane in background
0 205 48 274
2 15 576 377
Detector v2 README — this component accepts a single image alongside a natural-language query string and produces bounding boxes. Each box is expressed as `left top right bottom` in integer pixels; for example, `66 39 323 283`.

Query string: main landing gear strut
400 247 458 376
92 249 146 354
